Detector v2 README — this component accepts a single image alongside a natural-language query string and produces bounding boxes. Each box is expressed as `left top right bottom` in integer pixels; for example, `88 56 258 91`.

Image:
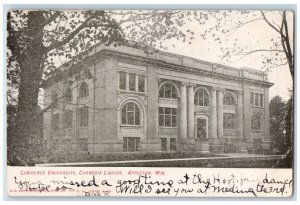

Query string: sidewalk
35 153 284 167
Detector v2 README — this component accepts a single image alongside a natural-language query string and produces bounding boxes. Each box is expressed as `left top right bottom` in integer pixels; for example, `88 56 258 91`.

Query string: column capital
217 87 226 92
180 81 189 86
188 83 196 87
211 86 225 92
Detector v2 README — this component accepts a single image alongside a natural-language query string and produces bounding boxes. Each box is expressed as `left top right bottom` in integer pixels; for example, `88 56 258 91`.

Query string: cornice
43 47 274 88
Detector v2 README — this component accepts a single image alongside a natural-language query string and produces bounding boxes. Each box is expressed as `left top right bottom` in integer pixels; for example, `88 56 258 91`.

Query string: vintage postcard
6 8 294 197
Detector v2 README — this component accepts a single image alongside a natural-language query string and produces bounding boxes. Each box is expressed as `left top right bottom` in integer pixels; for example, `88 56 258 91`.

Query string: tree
269 96 287 153
7 10 124 164
285 91 293 167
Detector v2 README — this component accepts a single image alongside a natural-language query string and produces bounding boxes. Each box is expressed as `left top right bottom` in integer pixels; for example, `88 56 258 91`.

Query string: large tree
7 10 124 163
7 10 189 164
269 95 288 153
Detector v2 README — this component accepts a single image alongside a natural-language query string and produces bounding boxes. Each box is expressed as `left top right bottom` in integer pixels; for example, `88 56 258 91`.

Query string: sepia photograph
5 6 295 198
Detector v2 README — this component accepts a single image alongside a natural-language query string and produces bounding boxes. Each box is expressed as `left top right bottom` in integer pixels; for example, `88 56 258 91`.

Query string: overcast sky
125 10 293 101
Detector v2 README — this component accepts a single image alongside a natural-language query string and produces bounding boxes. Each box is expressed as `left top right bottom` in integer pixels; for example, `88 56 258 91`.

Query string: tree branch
235 49 284 62
261 11 284 36
226 17 263 37
282 11 293 77
44 14 104 53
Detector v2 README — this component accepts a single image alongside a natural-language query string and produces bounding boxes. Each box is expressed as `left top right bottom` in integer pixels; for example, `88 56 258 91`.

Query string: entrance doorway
196 117 208 140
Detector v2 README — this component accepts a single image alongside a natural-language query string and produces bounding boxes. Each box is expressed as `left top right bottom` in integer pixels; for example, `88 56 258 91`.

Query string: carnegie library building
43 43 273 154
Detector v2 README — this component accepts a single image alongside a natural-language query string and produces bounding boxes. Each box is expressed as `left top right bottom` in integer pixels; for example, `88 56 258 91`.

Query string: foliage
115 10 293 78
269 95 290 154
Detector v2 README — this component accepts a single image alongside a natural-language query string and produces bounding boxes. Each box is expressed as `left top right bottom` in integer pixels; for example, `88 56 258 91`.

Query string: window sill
118 90 148 95
251 130 263 133
159 126 177 129
223 105 236 108
251 105 264 108
121 124 142 128
195 105 209 108
159 97 178 101
223 128 237 131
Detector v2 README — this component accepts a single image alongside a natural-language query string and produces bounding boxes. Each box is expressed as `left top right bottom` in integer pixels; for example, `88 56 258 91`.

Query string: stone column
125 73 129 91
217 89 224 138
210 87 217 139
187 83 195 139
135 74 139 92
180 82 188 139
237 90 244 138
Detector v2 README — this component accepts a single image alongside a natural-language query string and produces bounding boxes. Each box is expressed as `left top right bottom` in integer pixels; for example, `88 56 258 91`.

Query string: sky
120 10 294 101
46 10 294 102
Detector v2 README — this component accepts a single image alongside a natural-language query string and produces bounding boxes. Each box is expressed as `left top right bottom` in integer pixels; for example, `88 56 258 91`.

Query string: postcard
6 9 294 197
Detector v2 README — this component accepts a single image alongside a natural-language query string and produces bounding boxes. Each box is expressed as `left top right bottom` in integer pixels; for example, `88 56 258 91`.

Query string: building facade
43 44 273 154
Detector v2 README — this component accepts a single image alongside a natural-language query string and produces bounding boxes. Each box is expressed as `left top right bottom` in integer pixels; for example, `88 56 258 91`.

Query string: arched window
79 106 89 127
223 92 236 105
52 93 58 108
251 113 262 130
159 83 178 99
194 88 209 106
79 82 89 98
122 102 140 125
65 88 72 102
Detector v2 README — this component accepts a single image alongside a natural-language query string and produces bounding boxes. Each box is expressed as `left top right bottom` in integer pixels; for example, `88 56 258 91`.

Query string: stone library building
43 43 273 154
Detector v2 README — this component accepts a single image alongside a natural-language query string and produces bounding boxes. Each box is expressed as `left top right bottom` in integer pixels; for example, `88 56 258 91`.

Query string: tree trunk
13 11 45 163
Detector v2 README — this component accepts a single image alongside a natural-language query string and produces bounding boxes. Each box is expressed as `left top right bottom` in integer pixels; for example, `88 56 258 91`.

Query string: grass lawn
45 152 291 168
48 152 221 164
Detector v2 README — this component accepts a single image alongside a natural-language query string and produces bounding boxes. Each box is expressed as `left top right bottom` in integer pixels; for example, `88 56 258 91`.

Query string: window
161 138 167 151
123 137 140 151
255 93 259 106
159 83 178 99
223 113 236 129
170 138 177 151
79 82 89 98
119 72 146 93
260 94 264 107
129 73 135 91
65 88 72 102
119 72 126 90
52 113 60 131
138 75 145 92
79 106 89 127
52 93 58 108
63 110 73 128
251 113 262 130
122 102 140 125
250 93 254 105
159 107 177 127
223 92 236 105
250 92 264 107
194 88 209 106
